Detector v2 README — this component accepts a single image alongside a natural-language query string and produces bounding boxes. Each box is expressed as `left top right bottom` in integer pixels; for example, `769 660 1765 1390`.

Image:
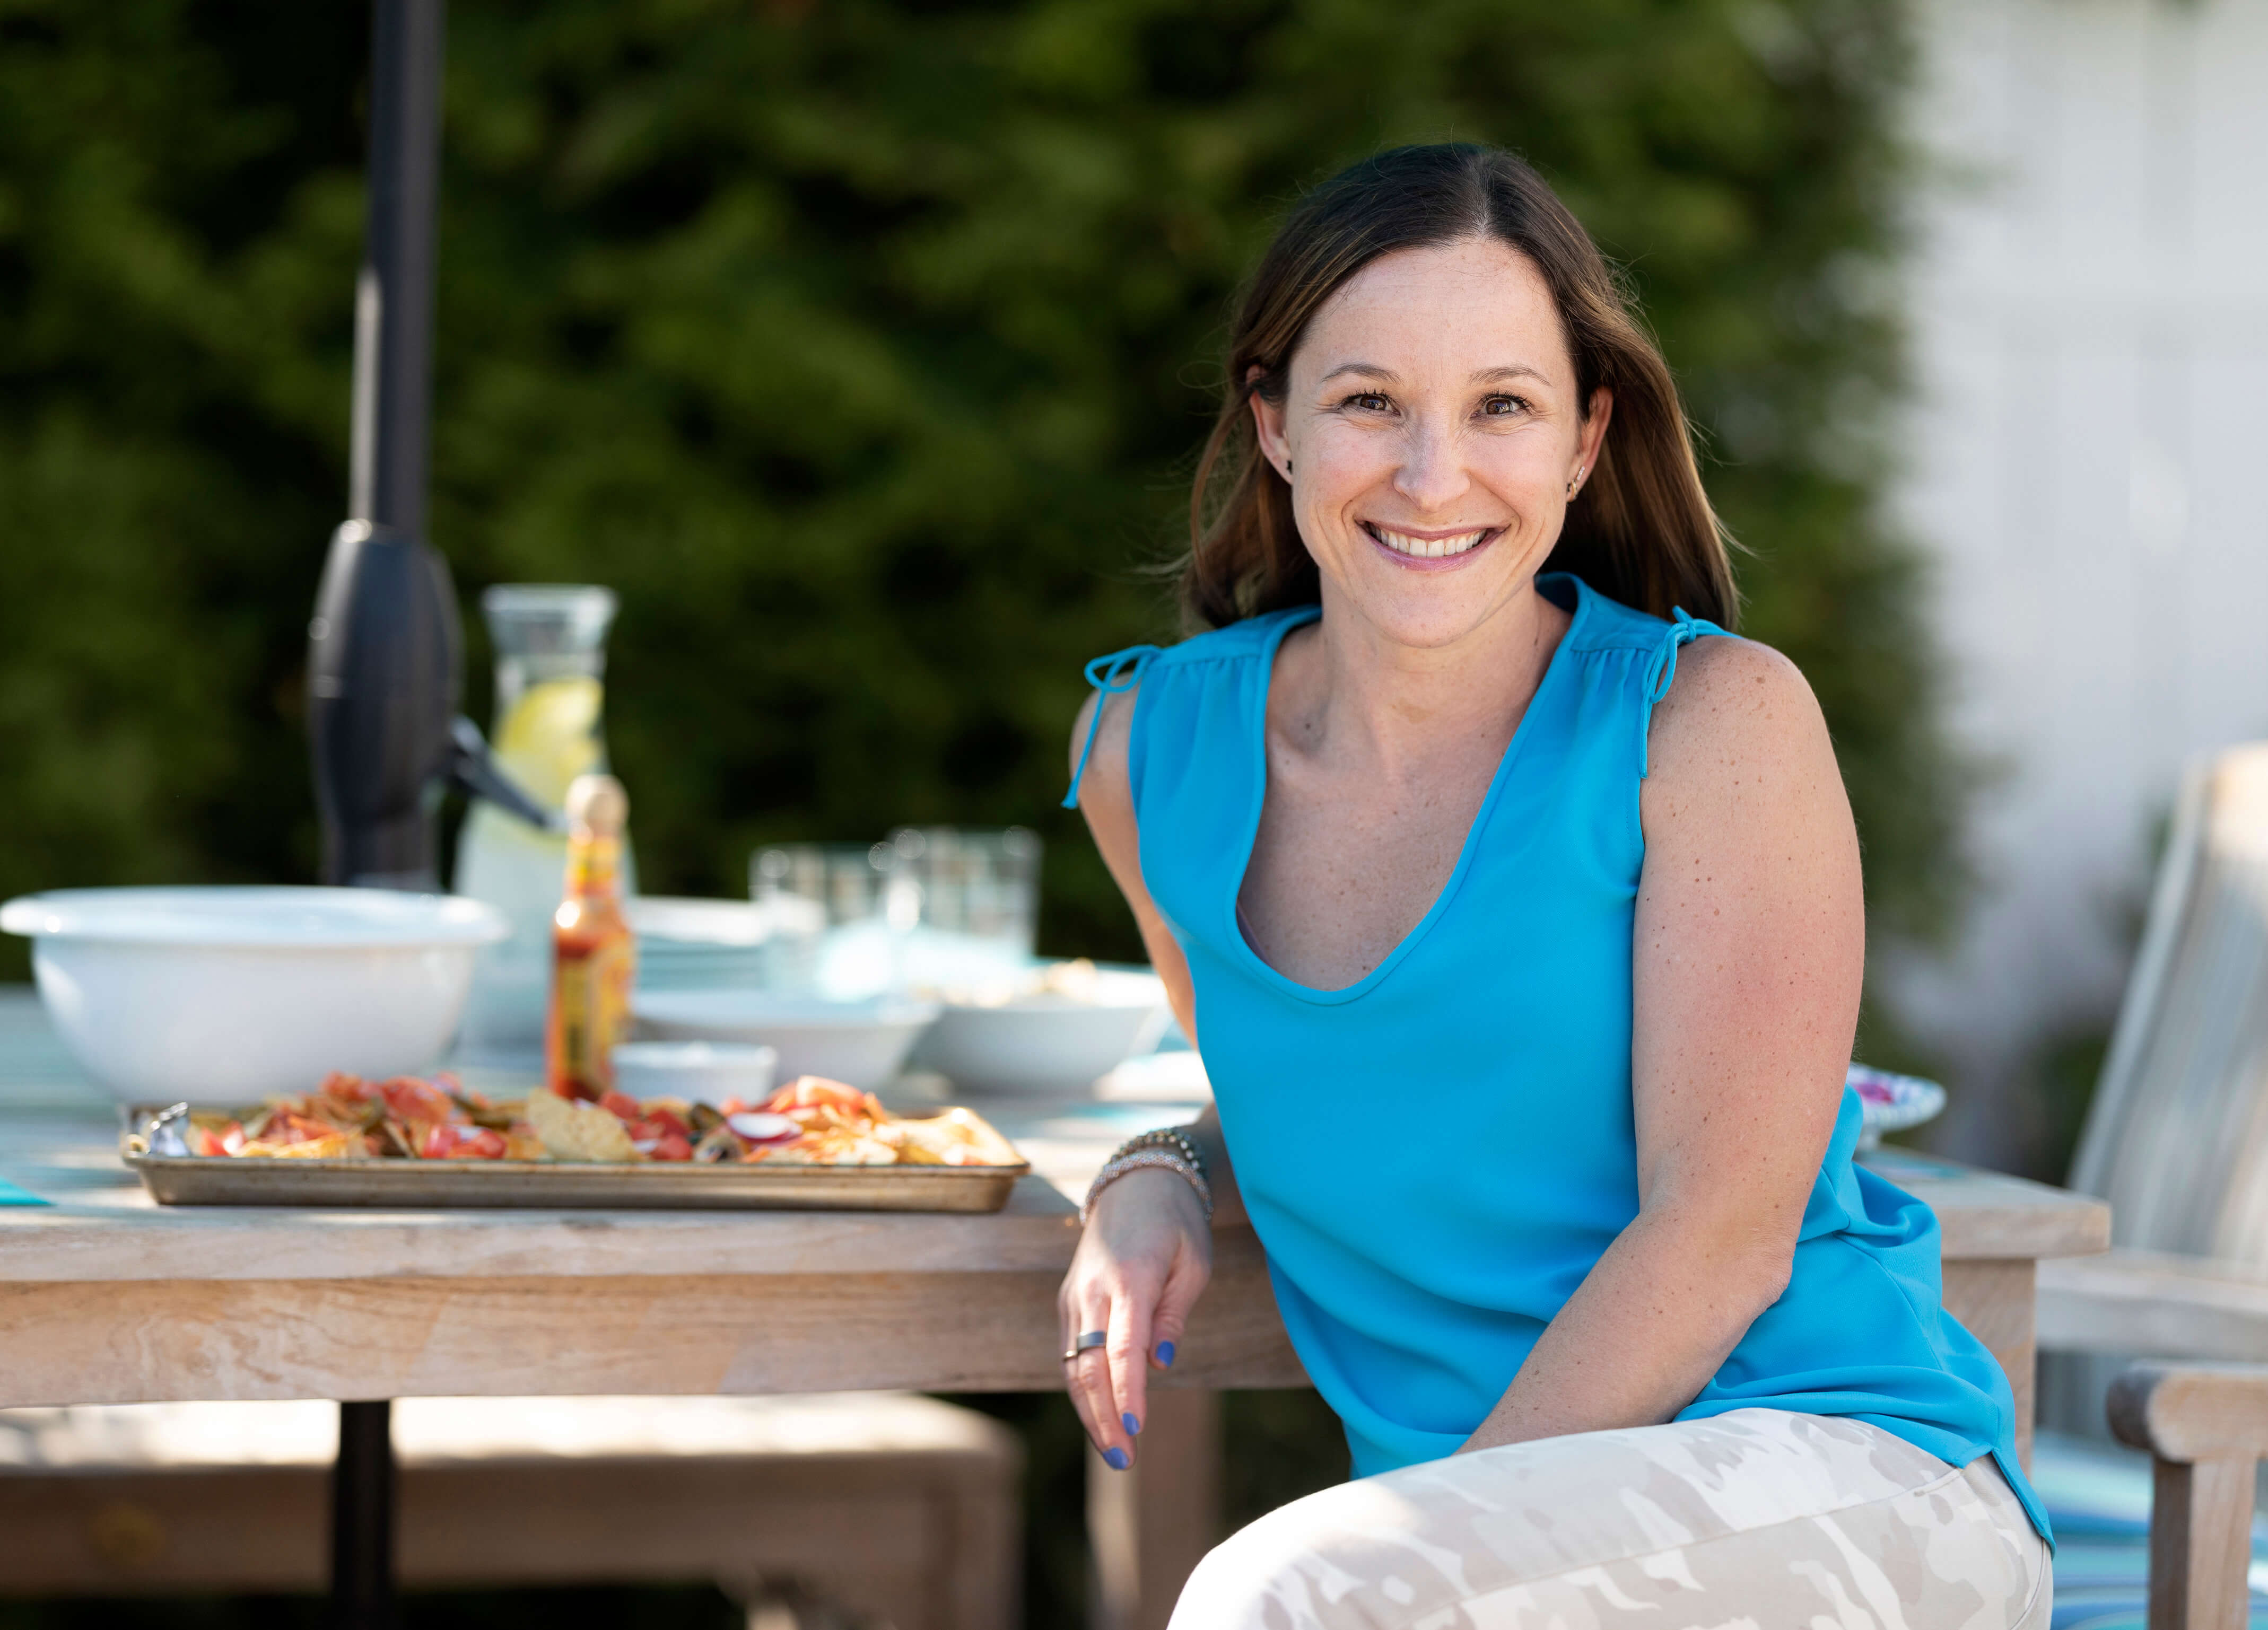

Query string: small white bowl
1847 1063 1949 1150
632 991 940 1091
0 886 507 1106
609 1041 778 1107
912 967 1170 1094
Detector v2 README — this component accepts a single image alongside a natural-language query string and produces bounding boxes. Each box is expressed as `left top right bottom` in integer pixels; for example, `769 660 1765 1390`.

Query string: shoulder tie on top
1639 607 1724 778
1062 644 1162 810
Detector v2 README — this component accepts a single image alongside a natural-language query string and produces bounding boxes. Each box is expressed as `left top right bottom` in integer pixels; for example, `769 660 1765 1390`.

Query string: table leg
1941 1259 2038 1472
330 1399 398 1629
1089 1389 1221 1630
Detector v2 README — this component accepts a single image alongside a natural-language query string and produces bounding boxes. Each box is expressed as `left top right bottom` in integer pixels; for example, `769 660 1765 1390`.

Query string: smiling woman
1059 146 2052 1630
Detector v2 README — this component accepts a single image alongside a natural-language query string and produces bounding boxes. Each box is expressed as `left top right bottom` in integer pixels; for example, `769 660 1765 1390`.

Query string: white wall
1889 0 2268 1167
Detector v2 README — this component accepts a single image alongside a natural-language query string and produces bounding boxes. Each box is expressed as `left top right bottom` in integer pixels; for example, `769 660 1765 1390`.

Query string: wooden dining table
0 988 2109 1629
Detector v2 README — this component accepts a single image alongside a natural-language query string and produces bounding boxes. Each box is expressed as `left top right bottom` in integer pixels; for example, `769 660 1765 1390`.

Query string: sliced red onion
727 1111 799 1143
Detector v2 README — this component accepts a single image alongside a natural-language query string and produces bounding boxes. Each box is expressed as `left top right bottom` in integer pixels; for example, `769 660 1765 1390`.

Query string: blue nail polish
1157 1341 1176 1367
1123 1412 1141 1435
1104 1445 1130 1470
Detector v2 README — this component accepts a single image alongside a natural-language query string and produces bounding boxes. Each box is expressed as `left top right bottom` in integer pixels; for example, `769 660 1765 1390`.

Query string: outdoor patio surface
2034 1429 2268 1629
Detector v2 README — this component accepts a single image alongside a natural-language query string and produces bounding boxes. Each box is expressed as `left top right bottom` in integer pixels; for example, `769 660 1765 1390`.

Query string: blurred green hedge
0 0 1952 978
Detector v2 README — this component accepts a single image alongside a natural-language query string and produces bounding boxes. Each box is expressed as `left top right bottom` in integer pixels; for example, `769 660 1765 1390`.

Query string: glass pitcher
453 584 634 1063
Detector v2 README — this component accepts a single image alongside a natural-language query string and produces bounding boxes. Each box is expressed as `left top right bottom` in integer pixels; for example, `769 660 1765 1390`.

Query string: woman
1060 146 2051 1629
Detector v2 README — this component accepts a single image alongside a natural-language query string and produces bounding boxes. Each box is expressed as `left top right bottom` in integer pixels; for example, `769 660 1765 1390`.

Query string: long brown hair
1183 144 1739 630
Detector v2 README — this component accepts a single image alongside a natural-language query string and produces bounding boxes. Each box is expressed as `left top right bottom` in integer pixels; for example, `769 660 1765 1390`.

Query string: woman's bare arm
1460 635 1862 1451
1069 686 1243 1223
1060 686 1241 1470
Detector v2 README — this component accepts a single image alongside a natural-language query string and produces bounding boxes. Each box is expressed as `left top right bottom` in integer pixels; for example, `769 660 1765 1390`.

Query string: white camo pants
1169 1408 2051 1630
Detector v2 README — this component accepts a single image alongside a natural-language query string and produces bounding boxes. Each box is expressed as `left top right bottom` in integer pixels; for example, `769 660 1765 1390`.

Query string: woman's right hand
1059 1166 1213 1469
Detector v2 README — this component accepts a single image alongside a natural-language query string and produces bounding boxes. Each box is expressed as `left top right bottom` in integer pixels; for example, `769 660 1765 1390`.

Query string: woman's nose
1391 421 1470 512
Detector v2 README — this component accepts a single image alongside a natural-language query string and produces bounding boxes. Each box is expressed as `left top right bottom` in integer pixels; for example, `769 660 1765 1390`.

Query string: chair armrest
2108 1363 2268 1630
2110 1361 2268 1460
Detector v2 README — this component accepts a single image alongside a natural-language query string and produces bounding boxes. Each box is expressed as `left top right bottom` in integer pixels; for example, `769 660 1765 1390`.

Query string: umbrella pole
351 0 443 542
328 3 442 1624
331 1402 399 1629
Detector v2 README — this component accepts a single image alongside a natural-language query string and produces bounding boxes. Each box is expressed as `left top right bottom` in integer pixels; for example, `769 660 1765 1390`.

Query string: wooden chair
1999 744 2268 1625
2042 744 2268 1422
0 1393 1019 1630
2069 744 2268 1265
2107 1362 2268 1630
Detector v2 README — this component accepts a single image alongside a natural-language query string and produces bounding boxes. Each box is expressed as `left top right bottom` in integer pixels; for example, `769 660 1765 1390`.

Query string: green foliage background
0 2 1946 1620
0 0 1949 987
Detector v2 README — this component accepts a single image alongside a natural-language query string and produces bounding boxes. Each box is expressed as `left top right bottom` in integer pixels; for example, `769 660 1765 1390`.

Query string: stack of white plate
633 991 940 1090
627 897 777 992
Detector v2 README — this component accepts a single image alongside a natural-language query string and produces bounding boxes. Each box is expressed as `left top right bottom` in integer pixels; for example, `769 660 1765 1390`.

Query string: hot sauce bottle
546 773 636 1100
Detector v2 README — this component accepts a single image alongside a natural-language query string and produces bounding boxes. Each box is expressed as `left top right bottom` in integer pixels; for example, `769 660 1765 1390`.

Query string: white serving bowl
609 1040 778 1107
911 967 1171 1094
0 886 508 1106
632 991 939 1091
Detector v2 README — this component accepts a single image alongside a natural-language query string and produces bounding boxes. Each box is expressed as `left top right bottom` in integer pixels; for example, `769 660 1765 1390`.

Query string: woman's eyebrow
1316 362 1397 385
1313 362 1553 387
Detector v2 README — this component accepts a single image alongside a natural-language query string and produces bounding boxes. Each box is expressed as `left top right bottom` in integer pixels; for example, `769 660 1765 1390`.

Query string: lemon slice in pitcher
492 677 605 809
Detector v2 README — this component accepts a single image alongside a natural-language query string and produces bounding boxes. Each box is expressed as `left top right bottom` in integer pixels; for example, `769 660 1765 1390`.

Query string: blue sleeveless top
1069 574 2048 1542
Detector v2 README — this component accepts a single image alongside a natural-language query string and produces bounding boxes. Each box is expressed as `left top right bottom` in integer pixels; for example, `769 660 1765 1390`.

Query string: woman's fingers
1059 1285 1110 1452
1062 1344 1107 1454
1075 1351 1129 1469
1068 1285 1132 1469
1149 1244 1208 1373
1107 1274 1155 1450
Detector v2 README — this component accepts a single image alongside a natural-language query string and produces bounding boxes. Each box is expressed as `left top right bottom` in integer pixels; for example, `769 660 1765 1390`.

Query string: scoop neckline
1224 576 1591 1006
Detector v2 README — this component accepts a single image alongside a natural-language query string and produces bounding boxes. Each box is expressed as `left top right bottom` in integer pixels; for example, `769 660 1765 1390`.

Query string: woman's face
1251 235 1611 652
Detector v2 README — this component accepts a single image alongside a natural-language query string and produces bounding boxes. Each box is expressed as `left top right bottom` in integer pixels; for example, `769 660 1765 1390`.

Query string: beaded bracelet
1083 1147 1212 1227
1112 1126 1208 1182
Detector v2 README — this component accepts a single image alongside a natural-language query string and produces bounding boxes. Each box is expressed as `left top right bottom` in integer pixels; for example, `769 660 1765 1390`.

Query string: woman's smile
1362 521 1501 567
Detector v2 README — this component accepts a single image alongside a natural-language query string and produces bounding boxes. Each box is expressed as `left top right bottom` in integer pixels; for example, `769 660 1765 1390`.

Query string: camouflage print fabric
1169 1408 2049 1630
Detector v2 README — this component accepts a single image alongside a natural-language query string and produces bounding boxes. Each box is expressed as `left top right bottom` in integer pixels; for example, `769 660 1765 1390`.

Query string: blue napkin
0 1178 50 1206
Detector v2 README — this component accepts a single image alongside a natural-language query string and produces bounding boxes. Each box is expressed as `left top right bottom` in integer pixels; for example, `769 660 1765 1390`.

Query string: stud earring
1285 460 1294 477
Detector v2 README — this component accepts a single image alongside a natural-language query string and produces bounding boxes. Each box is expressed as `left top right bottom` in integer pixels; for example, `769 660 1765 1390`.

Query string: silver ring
1061 1329 1107 1362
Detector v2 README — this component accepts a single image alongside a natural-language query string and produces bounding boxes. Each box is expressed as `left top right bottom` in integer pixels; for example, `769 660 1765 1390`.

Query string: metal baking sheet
120 1106 1027 1213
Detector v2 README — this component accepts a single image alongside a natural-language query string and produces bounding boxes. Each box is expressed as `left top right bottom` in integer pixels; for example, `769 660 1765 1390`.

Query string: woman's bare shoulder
1068 683 1142 829
1651 634 1822 748
1644 634 1844 819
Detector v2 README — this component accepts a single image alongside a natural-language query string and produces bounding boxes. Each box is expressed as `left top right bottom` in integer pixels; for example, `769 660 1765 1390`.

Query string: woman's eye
1344 392 1392 413
1480 395 1531 417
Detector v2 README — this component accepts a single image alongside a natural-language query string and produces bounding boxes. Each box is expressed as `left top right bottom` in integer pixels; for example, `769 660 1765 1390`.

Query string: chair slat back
2072 746 2268 1265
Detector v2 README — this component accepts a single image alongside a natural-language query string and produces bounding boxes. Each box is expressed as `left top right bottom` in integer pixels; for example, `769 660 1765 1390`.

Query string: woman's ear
1575 387 1615 483
1247 369 1292 481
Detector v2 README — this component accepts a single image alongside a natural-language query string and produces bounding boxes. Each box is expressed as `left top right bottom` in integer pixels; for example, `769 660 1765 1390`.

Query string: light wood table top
1853 1145 2108 1261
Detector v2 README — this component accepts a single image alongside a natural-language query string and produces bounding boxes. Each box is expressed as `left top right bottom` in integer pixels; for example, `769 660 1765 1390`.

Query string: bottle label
552 936 632 1098
565 834 622 897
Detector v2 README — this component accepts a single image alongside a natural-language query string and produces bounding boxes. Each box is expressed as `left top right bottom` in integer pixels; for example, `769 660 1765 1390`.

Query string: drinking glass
749 843 911 996
885 827 1041 959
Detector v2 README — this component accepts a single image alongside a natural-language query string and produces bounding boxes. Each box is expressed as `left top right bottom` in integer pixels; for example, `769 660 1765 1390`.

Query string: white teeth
1374 527 1486 559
